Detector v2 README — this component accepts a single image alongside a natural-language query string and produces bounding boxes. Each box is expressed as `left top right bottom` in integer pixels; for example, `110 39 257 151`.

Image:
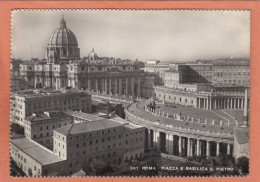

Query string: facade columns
56 77 58 89
216 142 220 157
241 98 244 109
198 98 200 108
104 78 107 94
102 78 105 93
95 79 98 92
88 79 91 91
231 99 233 109
109 78 112 94
125 77 129 96
206 141 210 159
114 78 118 95
204 99 207 110
137 77 141 97
131 77 135 97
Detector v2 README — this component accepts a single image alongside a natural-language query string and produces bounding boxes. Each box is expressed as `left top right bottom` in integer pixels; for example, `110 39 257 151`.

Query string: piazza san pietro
10 11 250 177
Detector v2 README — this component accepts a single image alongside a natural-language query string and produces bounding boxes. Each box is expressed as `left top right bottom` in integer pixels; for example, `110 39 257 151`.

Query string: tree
236 156 249 174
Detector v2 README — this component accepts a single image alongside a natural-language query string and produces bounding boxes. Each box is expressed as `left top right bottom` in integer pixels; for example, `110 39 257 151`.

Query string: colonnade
87 77 141 97
146 129 233 158
197 97 246 110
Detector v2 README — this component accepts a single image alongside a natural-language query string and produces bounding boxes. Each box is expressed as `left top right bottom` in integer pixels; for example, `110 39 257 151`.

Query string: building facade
23 111 73 147
10 113 146 176
17 16 144 98
10 88 91 125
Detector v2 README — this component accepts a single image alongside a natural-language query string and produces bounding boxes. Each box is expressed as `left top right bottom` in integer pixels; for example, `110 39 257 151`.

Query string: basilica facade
18 16 144 98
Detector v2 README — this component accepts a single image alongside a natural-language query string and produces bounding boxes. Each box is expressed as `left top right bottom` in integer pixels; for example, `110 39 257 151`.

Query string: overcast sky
11 10 250 62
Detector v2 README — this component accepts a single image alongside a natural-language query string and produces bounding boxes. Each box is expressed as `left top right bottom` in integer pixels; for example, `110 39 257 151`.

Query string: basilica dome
46 16 80 63
48 16 78 47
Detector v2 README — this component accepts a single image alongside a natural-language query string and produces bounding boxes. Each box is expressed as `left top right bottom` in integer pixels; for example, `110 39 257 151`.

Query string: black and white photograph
10 10 250 177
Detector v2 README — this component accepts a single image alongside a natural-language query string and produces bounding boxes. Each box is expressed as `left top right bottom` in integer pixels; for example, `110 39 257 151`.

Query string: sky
11 10 250 62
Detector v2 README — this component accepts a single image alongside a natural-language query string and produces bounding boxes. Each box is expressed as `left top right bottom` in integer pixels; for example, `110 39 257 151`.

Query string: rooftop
12 88 90 98
54 118 124 135
64 111 104 121
235 127 249 144
25 111 70 122
10 138 64 165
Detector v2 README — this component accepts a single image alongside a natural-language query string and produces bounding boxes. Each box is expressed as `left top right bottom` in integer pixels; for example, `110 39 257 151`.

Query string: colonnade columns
216 142 220 157
125 78 129 96
147 130 151 148
209 99 212 110
198 98 200 108
190 139 193 156
178 136 182 156
187 138 191 157
166 134 174 155
196 139 200 156
206 141 210 159
119 78 122 95
227 143 231 155
153 131 160 150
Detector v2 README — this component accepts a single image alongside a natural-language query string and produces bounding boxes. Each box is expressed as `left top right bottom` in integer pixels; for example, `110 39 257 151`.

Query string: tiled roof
64 111 104 121
55 119 123 135
25 111 70 122
10 138 64 165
